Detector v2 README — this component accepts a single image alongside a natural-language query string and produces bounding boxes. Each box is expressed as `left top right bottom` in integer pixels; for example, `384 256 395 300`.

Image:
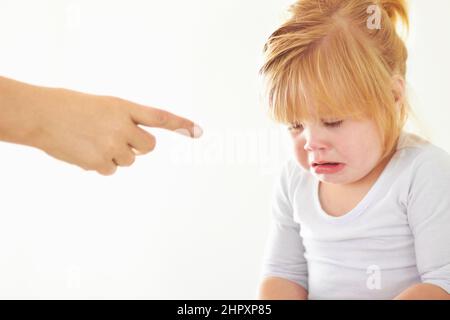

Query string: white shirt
261 131 450 299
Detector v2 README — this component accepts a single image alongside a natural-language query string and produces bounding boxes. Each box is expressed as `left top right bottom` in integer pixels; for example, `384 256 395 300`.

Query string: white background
0 0 449 299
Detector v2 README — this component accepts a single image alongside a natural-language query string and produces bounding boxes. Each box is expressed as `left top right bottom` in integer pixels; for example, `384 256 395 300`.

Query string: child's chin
312 172 352 184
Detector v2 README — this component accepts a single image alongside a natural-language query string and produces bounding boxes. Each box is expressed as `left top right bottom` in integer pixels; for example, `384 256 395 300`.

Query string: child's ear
392 74 405 105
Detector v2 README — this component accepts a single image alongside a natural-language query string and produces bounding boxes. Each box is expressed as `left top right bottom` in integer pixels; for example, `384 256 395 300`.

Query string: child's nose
302 128 329 152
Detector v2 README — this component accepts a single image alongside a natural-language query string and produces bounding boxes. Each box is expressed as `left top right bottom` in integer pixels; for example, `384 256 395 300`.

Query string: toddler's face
289 117 385 186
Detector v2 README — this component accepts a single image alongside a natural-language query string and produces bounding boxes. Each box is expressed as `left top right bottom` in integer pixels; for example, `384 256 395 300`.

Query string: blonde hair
261 0 412 161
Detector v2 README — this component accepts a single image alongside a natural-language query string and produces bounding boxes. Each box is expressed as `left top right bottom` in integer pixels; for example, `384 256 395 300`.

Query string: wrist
0 76 49 148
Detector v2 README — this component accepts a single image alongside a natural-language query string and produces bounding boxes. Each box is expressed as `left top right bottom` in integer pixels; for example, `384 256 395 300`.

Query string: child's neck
318 153 395 217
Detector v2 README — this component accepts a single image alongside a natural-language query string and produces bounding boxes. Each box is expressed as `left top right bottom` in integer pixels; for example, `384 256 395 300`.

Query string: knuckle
80 164 91 171
122 155 135 167
106 97 129 128
155 110 169 125
142 135 156 154
93 157 115 176
108 96 125 108
88 157 103 171
97 164 117 176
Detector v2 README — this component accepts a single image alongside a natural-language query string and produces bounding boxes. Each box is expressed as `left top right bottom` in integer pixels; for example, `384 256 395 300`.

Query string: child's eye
288 122 303 131
323 120 344 128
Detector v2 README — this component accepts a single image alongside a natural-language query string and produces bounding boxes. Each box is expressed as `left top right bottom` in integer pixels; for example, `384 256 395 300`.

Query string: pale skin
259 76 450 300
0 76 202 175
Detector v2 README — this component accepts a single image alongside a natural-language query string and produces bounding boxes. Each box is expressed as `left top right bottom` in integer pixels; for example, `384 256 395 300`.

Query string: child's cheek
294 141 310 171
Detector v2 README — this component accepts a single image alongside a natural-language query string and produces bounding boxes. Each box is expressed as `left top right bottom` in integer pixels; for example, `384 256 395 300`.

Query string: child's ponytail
379 0 409 31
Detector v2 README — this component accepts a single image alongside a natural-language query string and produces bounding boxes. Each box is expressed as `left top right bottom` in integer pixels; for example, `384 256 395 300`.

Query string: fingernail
175 128 192 137
192 125 203 138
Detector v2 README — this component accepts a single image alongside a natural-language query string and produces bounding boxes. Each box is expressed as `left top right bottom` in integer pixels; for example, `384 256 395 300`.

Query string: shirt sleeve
260 160 308 291
407 146 450 294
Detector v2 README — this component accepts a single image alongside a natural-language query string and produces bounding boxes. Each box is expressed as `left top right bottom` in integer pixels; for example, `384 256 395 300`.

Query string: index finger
127 102 203 138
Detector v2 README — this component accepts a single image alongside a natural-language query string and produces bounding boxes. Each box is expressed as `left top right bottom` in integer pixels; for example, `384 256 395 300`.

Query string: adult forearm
0 75 202 175
0 76 47 147
394 283 450 300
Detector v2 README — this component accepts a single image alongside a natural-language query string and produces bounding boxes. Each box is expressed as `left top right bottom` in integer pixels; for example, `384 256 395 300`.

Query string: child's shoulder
397 131 450 177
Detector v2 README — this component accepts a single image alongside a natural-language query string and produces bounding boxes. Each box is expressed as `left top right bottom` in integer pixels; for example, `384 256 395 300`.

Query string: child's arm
404 148 450 299
394 283 450 300
258 276 308 300
259 161 309 300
